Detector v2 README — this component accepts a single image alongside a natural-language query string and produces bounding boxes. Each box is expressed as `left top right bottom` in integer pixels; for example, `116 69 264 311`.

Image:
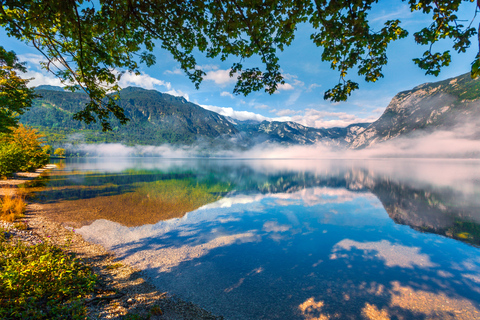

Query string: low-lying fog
68 125 480 159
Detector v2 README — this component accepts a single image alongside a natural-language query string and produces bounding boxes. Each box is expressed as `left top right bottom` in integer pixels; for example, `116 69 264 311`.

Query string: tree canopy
0 0 478 130
0 46 36 133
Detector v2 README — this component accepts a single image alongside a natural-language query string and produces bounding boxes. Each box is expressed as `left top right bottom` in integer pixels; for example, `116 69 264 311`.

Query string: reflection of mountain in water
37 160 480 246
369 179 480 247
231 166 480 247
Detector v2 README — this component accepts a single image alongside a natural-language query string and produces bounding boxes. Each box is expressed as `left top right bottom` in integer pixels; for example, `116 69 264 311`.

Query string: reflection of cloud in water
389 281 480 319
298 297 329 320
361 303 390 320
200 187 372 210
224 267 264 293
77 186 386 254
331 239 437 269
123 232 259 272
263 221 291 233
297 281 480 320
199 194 265 209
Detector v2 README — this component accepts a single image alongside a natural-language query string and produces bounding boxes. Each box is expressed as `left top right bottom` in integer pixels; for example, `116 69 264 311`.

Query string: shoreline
1 165 222 320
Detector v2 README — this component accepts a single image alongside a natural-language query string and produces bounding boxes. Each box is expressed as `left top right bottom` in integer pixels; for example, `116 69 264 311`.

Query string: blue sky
2 1 478 128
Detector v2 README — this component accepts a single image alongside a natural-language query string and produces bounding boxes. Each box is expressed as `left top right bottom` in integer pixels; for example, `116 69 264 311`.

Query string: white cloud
118 72 172 90
163 68 183 75
18 53 46 67
275 109 298 117
289 109 378 128
197 64 220 71
286 90 301 106
200 103 377 129
371 107 385 114
24 70 65 88
201 104 270 122
277 82 294 91
117 72 189 99
204 69 236 85
306 83 322 92
220 91 235 99
283 73 305 87
370 5 412 23
16 54 66 88
165 89 189 101
292 79 305 87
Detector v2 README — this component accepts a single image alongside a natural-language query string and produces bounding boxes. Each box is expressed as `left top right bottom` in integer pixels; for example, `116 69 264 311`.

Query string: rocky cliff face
350 73 480 149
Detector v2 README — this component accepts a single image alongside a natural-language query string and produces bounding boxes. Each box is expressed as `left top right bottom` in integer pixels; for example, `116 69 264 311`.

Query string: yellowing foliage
0 194 26 222
0 124 49 178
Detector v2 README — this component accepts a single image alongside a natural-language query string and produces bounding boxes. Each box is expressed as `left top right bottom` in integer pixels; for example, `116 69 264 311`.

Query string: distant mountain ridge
350 72 480 149
21 72 480 151
235 120 369 146
22 86 370 148
25 86 239 146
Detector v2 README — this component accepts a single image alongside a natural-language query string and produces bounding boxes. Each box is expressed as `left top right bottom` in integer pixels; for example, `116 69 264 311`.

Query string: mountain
34 85 66 92
236 120 369 146
23 87 239 146
21 87 370 148
350 72 480 149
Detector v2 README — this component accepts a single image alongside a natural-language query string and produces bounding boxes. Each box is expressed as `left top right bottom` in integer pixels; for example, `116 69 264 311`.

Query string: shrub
0 125 49 178
42 145 53 156
0 195 26 222
10 125 50 172
53 148 65 158
0 240 97 319
0 143 23 177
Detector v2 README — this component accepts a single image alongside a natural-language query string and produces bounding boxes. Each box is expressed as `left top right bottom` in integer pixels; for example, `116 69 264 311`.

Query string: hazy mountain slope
235 120 370 146
21 86 370 147
350 72 480 149
22 87 239 145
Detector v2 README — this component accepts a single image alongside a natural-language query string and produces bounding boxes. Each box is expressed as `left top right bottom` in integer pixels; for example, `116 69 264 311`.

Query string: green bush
42 145 53 156
0 125 49 178
0 239 97 319
0 143 23 177
53 148 65 158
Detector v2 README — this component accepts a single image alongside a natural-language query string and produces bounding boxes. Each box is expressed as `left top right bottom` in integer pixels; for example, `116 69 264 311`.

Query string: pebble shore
1 165 223 320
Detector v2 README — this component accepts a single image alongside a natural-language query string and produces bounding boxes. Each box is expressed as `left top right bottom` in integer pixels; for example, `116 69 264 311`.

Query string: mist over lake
36 157 480 319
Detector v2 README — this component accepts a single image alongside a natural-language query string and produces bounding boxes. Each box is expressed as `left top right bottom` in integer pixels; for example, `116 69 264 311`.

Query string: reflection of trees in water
29 169 232 227
243 168 480 248
34 163 480 245
368 177 480 247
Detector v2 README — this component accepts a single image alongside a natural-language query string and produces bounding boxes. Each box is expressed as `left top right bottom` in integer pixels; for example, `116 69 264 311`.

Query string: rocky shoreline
1 165 222 320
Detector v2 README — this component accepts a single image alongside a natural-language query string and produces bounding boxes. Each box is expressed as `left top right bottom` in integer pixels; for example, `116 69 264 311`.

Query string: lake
36 158 480 319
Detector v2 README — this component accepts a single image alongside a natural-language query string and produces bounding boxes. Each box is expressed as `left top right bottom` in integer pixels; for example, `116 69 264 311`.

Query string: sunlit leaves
0 239 96 319
324 80 359 102
0 0 478 124
409 0 477 75
310 1 409 101
0 125 49 177
413 50 452 76
472 54 480 79
0 47 37 133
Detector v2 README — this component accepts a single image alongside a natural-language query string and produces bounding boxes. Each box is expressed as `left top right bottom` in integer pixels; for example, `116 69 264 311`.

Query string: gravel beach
0 165 222 320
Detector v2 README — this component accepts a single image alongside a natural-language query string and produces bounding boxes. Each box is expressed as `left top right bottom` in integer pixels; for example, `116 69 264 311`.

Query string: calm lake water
38 158 480 319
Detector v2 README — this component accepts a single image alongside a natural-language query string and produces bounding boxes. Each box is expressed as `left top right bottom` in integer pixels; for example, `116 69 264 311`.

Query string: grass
105 262 123 270
0 194 27 222
0 230 97 319
13 221 28 230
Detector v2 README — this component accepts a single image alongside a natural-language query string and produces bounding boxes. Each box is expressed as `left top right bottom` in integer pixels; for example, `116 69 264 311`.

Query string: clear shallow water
41 158 480 319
